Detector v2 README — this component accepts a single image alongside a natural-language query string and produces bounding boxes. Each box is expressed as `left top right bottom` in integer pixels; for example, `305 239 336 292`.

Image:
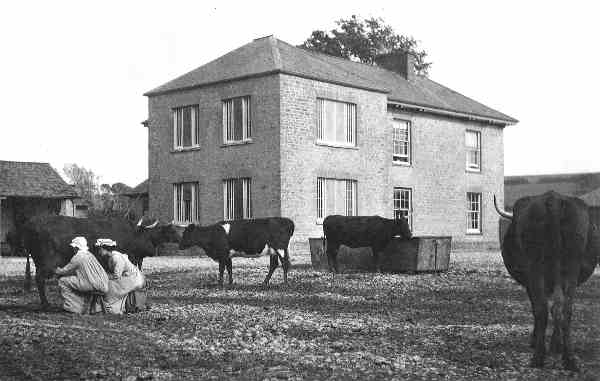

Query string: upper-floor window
466 192 482 234
173 105 200 149
223 177 252 220
393 119 411 164
317 178 357 223
393 187 412 228
173 182 200 223
223 96 251 143
316 98 356 147
466 130 481 171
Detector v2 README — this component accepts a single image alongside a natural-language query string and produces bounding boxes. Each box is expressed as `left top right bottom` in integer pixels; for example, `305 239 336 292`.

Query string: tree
299 15 431 76
63 163 99 204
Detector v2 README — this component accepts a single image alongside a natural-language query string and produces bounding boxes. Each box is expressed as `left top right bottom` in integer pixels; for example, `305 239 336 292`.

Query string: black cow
21 215 180 306
494 191 599 371
179 217 295 286
323 215 412 273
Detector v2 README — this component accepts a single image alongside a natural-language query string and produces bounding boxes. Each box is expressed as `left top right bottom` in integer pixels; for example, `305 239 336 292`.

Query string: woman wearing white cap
54 236 109 314
95 238 145 314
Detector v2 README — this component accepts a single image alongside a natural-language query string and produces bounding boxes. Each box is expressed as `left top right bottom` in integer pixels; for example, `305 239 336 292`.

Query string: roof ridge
423 77 518 123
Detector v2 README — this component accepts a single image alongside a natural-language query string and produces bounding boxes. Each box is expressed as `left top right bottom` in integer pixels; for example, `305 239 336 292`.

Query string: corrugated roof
0 161 78 198
145 36 517 124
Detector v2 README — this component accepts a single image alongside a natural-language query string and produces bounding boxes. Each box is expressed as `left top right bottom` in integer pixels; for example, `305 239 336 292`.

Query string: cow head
394 216 413 239
180 224 202 250
135 218 181 247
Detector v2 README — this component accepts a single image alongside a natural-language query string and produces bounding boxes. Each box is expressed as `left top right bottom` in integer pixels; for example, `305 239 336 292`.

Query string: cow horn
145 219 159 229
493 195 513 219
136 218 143 227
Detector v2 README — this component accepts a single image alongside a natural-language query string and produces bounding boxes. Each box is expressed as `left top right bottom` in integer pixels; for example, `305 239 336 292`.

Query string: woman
55 236 109 314
95 238 145 314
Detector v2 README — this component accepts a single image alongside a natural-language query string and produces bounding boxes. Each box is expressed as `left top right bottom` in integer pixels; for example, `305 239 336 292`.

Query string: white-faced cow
323 215 412 273
179 217 294 286
21 215 180 307
494 191 599 371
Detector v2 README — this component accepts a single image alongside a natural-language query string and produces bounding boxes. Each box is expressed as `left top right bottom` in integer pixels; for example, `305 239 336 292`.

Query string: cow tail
547 196 564 316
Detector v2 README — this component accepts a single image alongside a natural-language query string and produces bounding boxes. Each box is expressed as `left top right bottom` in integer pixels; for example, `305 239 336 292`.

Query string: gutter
388 100 517 126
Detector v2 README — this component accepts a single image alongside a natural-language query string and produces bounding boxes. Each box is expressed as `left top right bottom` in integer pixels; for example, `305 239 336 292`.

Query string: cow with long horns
494 191 598 371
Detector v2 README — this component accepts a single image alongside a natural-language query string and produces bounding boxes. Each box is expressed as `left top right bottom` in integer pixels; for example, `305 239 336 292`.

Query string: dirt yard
0 252 598 380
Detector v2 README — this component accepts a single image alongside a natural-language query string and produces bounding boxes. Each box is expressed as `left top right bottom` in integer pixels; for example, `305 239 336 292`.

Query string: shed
0 160 78 255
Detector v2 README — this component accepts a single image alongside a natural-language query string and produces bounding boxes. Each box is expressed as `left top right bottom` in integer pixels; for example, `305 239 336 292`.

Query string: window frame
465 130 481 172
223 177 252 221
392 119 411 165
172 105 200 150
393 187 413 229
466 192 482 234
173 182 200 224
222 96 252 144
316 177 357 224
316 98 357 148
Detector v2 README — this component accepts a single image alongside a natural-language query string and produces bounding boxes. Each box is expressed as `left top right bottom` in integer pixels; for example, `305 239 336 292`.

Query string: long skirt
58 276 94 314
104 273 145 315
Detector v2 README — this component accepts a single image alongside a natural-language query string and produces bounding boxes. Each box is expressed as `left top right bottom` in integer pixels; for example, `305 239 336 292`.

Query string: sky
1 1 599 187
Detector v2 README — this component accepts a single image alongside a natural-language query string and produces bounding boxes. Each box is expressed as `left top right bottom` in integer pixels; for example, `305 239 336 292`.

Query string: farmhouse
0 160 78 255
143 36 517 251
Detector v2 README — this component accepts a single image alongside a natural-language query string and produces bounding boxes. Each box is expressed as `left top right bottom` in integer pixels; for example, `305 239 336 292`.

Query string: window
173 182 200 223
223 96 251 143
393 119 410 164
173 105 200 149
467 192 482 234
466 130 481 171
393 187 412 228
316 98 356 146
316 178 357 222
223 178 252 220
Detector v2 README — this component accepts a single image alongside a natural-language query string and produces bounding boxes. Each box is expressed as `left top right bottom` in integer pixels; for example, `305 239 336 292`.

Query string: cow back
323 215 400 250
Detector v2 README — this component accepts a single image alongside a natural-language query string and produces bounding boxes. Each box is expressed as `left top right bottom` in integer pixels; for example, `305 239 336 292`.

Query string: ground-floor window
467 192 482 234
223 178 252 220
393 187 412 228
173 182 200 223
316 178 357 223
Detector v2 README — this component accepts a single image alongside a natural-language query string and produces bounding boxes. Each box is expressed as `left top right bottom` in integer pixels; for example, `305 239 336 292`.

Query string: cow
179 217 295 286
494 191 599 371
323 215 412 273
21 215 180 307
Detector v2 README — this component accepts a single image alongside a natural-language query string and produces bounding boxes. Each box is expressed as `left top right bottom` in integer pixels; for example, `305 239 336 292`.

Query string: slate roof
145 36 517 124
0 161 78 198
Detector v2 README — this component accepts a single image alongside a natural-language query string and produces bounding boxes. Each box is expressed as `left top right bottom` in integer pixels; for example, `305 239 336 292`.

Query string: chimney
374 51 416 81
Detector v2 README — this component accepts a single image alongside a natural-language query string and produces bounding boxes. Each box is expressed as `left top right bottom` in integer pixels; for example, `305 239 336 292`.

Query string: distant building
143 36 517 251
121 179 149 220
0 160 78 255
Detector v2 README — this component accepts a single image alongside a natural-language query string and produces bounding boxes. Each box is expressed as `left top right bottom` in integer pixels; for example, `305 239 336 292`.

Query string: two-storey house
144 36 517 251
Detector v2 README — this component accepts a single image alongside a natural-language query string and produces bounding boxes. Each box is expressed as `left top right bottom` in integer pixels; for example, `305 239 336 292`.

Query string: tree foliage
300 15 431 76
62 163 99 204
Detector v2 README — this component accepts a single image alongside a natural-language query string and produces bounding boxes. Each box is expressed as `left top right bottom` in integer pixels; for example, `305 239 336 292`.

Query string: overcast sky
1 1 599 187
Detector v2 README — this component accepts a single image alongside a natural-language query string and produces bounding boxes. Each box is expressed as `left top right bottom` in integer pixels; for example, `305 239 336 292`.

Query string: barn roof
145 36 517 125
0 161 78 198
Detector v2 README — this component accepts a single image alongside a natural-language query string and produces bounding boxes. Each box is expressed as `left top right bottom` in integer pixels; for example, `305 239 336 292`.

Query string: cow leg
226 257 233 285
35 271 49 307
560 277 579 371
281 248 291 284
217 259 226 287
372 248 383 273
528 274 548 368
263 252 279 285
326 243 340 274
